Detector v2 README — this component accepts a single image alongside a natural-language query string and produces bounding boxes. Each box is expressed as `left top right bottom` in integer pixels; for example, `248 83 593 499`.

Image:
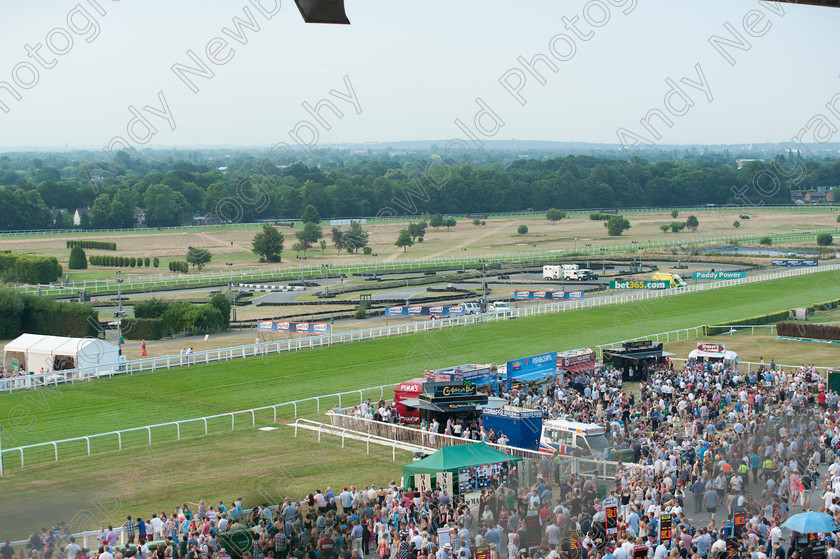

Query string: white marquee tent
3 334 121 374
688 348 739 365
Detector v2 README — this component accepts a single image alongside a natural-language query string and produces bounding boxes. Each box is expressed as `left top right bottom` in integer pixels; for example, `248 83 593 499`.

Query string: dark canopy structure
294 0 350 24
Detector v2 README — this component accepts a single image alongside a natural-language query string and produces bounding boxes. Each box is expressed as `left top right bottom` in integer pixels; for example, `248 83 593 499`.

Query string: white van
463 302 481 314
539 419 611 456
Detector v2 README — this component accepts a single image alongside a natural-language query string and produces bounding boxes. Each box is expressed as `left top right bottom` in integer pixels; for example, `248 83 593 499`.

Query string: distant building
193 214 227 226
134 207 146 227
51 208 69 225
793 190 835 203
805 191 831 202
73 207 90 226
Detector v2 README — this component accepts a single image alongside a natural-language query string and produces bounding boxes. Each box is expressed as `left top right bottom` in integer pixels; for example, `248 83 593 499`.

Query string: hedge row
0 251 62 284
705 309 791 334
805 297 840 314
133 294 230 335
67 240 116 251
777 322 840 341
169 261 189 273
121 318 164 340
89 255 159 268
0 288 98 339
589 213 612 221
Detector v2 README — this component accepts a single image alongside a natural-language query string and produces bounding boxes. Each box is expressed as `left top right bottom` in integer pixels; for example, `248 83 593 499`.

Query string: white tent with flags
3 334 122 374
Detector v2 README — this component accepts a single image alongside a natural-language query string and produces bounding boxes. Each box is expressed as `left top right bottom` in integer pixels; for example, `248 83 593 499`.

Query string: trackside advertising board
692 271 746 280
771 259 818 267
385 305 466 316
429 366 497 386
258 321 331 335
514 291 584 300
506 352 557 390
610 280 670 289
481 407 543 453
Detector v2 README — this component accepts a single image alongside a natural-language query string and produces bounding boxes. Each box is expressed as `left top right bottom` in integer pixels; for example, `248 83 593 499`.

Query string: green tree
251 223 285 262
90 193 112 228
292 241 305 255
209 291 232 327
605 216 631 236
669 221 685 232
659 224 670 233
684 215 699 231
817 233 833 246
300 204 321 224
429 213 443 228
442 217 457 230
203 182 229 218
186 247 212 270
671 209 679 218
472 218 481 226
408 221 427 241
110 188 137 229
517 224 528 234
144 184 184 227
344 220 369 253
319 239 327 253
68 246 87 269
759 237 772 246
295 222 323 255
395 229 414 252
546 208 565 223
331 227 345 253
733 220 741 229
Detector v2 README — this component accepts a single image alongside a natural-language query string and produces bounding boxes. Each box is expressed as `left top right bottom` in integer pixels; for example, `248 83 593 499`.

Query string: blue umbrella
781 512 840 534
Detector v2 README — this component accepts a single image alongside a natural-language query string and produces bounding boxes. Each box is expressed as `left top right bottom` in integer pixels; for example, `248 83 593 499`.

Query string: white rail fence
15 228 839 296
300 417 649 480
316 416 548 460
5 261 837 395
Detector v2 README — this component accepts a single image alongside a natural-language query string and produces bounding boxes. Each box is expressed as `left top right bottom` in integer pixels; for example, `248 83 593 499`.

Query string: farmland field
1 208 837 284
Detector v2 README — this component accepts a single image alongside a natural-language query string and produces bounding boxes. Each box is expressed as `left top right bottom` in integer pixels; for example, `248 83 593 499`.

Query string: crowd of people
6 358 840 559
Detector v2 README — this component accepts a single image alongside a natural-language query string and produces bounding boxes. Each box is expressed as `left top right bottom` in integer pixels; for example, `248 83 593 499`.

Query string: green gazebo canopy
403 442 522 481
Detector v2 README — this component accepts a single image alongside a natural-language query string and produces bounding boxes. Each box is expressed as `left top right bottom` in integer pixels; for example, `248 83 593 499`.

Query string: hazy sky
1 0 839 150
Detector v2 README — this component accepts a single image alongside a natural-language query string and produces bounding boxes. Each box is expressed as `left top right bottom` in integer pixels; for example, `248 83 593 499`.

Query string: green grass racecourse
1 270 839 450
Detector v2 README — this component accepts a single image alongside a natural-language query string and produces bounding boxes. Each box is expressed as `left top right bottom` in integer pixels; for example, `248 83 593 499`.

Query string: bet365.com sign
610 280 669 289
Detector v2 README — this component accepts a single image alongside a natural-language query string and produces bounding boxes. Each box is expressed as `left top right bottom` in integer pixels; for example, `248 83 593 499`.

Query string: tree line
0 150 838 231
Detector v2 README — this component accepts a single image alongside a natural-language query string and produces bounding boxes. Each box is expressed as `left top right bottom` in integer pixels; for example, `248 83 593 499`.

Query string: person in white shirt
150 515 164 540
654 543 668 559
711 536 727 555
769 525 783 547
65 538 81 559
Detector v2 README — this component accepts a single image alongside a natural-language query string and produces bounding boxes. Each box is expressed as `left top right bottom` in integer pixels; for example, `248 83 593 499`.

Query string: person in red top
319 533 336 559
539 505 551 524
819 391 827 410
